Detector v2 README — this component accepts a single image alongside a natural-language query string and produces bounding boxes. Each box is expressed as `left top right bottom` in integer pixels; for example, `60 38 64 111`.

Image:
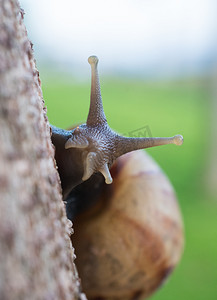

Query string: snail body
51 56 183 200
50 56 184 299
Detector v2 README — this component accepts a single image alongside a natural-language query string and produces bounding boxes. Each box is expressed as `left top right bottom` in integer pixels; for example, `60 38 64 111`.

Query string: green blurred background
20 0 217 298
42 74 217 300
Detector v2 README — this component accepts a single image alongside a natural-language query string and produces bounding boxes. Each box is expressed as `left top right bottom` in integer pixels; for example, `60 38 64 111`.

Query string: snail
50 56 184 300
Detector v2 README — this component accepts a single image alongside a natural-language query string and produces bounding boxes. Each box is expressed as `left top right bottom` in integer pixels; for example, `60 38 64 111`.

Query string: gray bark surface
0 1 83 299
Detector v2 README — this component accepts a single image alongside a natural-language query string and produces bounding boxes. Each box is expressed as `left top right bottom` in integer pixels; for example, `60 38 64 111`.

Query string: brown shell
72 150 184 300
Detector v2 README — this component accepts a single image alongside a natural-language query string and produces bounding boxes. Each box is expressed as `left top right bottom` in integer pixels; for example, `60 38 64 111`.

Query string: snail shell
72 150 184 300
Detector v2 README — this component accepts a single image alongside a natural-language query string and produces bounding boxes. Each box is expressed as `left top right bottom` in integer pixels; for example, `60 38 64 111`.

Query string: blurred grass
42 76 217 300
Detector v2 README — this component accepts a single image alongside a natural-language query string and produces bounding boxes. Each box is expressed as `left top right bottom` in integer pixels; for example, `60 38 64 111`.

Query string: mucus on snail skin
50 56 183 200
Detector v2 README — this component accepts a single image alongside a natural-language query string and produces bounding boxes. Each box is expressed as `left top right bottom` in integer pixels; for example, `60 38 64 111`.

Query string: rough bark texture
0 1 83 299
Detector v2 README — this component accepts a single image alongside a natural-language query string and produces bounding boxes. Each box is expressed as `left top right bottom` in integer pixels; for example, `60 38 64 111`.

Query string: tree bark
0 1 84 299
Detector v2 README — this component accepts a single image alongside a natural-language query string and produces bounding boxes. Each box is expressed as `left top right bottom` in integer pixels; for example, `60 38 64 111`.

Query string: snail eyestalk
87 55 107 126
114 135 184 158
173 134 184 146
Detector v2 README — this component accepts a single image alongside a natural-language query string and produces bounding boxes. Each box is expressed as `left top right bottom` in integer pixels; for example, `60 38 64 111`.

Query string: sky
19 0 217 78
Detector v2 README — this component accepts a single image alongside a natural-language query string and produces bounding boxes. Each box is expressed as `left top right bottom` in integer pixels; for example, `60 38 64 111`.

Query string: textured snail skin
51 56 183 200
72 150 184 300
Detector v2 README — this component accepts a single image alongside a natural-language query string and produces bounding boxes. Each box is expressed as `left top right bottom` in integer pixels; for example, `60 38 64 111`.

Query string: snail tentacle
65 136 89 149
114 135 183 158
82 151 97 181
99 163 113 184
87 56 107 126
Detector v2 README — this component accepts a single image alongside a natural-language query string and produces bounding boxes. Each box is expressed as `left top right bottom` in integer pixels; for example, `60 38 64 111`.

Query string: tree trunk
0 1 84 299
